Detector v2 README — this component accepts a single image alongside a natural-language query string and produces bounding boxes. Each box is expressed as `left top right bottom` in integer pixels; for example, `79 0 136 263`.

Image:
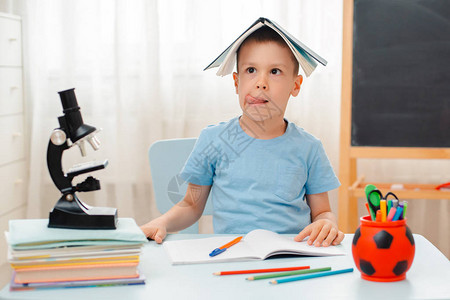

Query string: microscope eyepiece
58 88 99 155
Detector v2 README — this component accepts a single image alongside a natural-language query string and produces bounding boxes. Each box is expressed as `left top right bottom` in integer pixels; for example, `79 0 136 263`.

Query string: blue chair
148 138 213 233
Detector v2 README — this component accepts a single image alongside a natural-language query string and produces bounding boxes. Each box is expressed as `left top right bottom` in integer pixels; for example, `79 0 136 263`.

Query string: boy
141 24 344 247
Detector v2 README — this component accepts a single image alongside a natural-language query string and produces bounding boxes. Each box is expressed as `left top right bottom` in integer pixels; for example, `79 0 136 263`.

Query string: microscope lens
88 136 101 151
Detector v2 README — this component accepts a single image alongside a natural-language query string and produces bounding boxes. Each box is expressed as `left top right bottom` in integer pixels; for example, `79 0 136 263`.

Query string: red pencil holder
352 215 415 282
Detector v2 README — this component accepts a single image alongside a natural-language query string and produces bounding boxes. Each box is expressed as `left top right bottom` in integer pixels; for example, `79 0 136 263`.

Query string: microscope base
48 195 118 229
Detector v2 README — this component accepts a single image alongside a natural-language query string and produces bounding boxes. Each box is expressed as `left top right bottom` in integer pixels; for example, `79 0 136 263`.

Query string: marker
376 210 382 222
402 201 408 219
269 268 354 285
247 267 330 281
387 199 392 215
392 199 399 208
380 200 387 222
209 236 243 257
387 206 397 221
392 203 404 221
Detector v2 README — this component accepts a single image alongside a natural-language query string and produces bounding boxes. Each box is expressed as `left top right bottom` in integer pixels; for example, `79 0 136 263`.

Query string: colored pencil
213 266 309 276
269 268 354 285
246 267 331 281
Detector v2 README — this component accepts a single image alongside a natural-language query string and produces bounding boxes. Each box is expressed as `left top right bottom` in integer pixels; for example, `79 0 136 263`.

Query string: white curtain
20 0 448 257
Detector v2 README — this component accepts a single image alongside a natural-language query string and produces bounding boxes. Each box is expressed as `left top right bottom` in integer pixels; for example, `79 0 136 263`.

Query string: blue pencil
269 268 354 284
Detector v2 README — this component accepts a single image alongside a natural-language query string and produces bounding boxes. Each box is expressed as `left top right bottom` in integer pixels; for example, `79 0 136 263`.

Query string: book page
216 22 265 76
243 229 345 259
163 236 260 264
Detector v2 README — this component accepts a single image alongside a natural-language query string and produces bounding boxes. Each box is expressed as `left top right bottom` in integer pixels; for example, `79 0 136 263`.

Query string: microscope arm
46 140 73 193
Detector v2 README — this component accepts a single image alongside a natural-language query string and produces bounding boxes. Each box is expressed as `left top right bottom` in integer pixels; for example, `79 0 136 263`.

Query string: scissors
365 184 398 220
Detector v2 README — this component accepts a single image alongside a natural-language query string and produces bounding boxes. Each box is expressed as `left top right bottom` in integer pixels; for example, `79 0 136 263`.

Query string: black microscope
47 88 117 229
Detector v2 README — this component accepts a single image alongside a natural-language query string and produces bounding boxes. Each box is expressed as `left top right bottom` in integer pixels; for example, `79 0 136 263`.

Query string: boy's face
233 41 302 124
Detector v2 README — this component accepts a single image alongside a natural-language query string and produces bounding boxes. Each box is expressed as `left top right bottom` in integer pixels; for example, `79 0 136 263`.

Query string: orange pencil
209 236 243 257
213 266 310 276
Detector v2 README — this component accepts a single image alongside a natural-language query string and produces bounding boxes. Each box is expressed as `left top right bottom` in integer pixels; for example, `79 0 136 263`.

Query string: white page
164 230 345 265
243 229 345 259
163 236 260 265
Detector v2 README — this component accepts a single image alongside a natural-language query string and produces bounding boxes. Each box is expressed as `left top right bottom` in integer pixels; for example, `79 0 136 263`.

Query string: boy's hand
294 219 344 247
140 221 167 244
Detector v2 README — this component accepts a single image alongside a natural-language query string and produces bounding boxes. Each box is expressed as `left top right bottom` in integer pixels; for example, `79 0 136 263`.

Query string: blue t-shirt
180 117 340 234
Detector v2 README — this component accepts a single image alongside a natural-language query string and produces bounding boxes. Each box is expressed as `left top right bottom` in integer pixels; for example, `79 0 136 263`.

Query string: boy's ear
291 75 303 97
232 72 239 94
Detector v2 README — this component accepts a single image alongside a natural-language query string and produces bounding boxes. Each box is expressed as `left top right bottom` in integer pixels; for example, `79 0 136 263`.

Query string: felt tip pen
392 203 404 221
387 206 397 221
392 199 399 208
209 236 243 257
380 199 387 222
402 201 408 219
387 199 392 214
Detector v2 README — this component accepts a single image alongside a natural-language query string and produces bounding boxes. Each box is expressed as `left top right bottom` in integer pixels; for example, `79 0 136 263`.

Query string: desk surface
0 234 449 300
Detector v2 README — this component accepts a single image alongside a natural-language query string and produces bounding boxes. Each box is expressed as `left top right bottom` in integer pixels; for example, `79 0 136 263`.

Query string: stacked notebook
5 218 148 291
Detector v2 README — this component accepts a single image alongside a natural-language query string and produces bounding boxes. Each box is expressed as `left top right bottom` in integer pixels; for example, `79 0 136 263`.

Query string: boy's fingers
307 225 321 245
154 234 163 244
332 231 345 245
294 226 312 242
153 229 166 244
322 227 337 247
314 224 331 247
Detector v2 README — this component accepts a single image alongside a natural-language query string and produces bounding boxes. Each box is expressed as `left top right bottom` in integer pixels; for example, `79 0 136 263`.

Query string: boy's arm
294 191 344 247
140 183 211 243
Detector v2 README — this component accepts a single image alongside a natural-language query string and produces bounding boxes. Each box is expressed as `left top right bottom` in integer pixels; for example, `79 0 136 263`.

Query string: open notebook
164 229 345 265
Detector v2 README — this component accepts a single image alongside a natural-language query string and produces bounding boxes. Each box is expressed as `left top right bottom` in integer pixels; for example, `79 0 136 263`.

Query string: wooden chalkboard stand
338 0 450 232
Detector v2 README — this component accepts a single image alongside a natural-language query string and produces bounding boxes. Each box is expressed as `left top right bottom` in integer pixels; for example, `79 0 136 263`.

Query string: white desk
0 234 449 300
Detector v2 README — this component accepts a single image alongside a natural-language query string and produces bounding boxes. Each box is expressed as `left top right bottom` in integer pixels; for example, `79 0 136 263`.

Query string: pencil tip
246 277 254 281
213 272 220 275
269 280 277 285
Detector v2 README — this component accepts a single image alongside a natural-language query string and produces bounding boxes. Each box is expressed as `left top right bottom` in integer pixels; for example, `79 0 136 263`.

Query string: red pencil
213 266 310 276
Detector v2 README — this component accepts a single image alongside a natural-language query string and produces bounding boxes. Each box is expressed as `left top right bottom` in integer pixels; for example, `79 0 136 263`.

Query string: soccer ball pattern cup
352 215 415 282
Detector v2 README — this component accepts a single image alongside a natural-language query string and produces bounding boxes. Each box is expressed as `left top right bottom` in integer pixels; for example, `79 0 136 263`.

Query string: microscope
47 88 117 229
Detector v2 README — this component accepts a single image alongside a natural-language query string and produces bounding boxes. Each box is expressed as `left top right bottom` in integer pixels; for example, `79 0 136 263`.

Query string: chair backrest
148 138 213 233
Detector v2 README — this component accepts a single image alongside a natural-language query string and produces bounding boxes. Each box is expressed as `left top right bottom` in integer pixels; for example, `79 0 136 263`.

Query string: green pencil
246 267 331 281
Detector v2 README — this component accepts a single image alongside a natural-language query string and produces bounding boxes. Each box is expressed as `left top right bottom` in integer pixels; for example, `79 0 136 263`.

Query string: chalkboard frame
337 0 450 233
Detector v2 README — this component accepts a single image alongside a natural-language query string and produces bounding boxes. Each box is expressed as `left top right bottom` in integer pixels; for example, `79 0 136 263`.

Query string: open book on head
163 229 345 265
204 17 327 77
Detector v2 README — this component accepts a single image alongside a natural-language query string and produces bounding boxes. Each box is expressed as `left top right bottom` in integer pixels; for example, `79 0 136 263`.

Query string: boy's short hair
236 26 300 75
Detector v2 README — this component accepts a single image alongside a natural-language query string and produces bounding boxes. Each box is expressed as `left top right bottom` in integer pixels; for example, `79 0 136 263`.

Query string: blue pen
392 203 404 221
269 268 354 284
209 236 243 257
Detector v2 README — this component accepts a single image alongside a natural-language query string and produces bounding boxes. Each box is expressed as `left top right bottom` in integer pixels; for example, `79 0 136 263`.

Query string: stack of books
5 218 148 291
